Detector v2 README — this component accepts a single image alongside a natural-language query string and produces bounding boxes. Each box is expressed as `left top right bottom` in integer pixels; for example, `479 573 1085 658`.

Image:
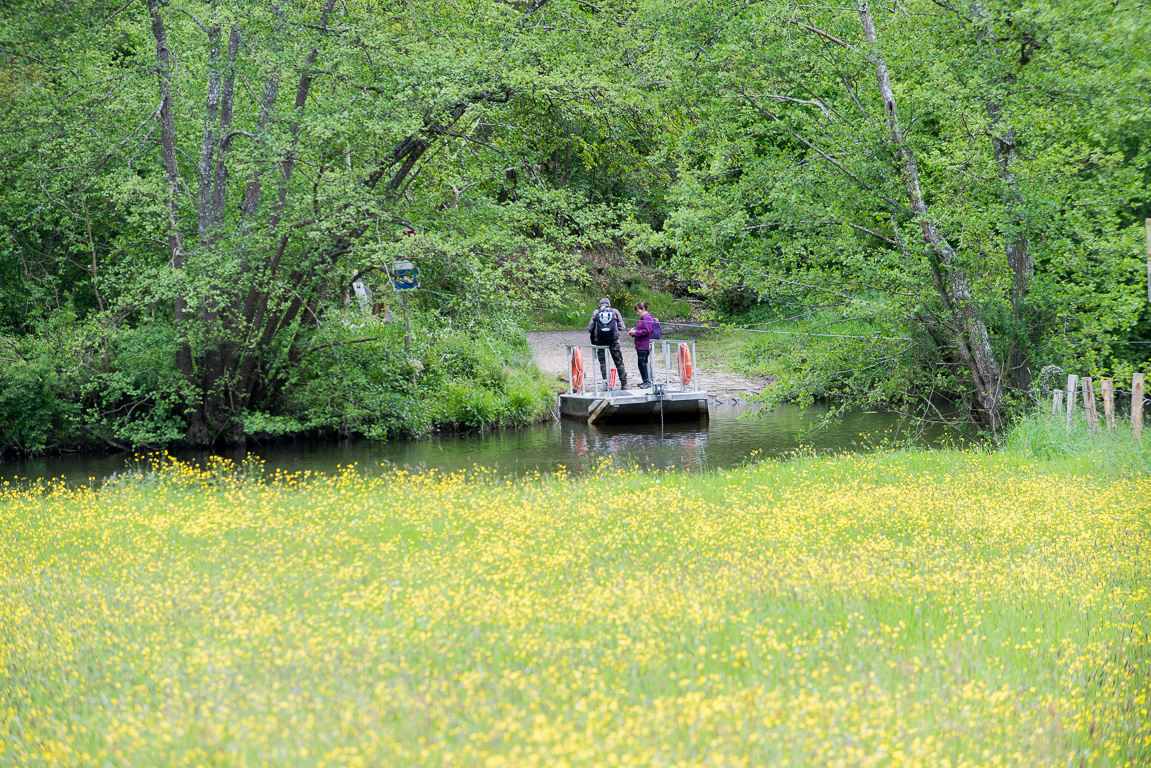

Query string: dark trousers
636 349 651 385
596 343 627 387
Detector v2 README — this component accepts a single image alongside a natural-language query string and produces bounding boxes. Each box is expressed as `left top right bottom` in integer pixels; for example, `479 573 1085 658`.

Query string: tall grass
1003 410 1150 477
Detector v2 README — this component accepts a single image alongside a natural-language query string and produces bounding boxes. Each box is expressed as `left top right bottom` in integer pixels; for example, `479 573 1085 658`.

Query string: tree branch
220 129 257 148
0 335 28 361
787 19 858 51
299 336 381 360
738 89 896 207
171 4 209 34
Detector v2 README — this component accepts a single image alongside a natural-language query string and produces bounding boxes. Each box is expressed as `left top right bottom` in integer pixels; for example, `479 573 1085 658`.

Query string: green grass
1003 410 1151 477
2 449 1149 766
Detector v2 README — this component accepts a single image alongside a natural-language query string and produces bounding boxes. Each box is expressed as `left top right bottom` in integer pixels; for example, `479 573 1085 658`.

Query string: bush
0 354 70 453
1 306 555 454
283 309 554 438
0 316 189 454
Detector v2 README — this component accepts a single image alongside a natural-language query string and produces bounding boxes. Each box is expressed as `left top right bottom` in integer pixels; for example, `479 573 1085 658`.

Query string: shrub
283 309 554 438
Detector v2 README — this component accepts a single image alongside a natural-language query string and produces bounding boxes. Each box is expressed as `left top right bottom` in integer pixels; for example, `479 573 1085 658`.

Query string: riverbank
0 318 559 458
3 448 1148 765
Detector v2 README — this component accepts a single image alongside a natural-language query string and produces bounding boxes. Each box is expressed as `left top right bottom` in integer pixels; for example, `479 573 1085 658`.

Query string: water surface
1 404 951 487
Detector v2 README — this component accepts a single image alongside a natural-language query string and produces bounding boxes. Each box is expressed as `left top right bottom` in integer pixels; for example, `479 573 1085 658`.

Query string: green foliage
0 0 659 448
0 307 554 453
728 308 920 407
638 0 1151 425
0 314 192 453
283 310 554 440
532 284 696 331
0 347 70 453
0 0 1148 445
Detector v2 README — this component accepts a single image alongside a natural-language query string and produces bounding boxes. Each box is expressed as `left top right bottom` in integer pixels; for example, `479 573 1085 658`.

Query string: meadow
1 446 1149 767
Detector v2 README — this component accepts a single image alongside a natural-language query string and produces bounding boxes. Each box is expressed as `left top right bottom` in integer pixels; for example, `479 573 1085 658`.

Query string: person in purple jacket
628 301 655 389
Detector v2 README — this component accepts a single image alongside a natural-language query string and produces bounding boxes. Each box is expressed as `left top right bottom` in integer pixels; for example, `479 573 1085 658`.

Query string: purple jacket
633 313 655 351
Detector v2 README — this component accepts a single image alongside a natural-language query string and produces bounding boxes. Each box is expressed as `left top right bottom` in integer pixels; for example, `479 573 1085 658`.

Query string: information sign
392 259 420 290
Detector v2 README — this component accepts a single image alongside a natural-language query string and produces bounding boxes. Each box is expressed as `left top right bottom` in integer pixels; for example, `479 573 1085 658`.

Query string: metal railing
565 339 699 395
564 344 618 396
656 339 700 393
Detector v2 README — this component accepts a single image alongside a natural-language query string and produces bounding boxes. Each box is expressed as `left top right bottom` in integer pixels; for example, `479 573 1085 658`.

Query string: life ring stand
570 347 584 391
678 343 694 387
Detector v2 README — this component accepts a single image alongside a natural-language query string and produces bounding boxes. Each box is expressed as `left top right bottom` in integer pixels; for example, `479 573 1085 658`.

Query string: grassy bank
702 303 910 407
2 449 1149 766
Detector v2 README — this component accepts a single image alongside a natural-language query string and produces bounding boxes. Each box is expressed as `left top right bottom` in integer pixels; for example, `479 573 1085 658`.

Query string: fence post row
1060 373 1144 438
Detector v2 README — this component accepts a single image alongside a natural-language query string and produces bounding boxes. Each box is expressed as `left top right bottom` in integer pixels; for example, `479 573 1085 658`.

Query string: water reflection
1 404 952 487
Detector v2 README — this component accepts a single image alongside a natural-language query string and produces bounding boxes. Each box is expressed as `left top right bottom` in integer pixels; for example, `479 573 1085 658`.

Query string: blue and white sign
392 260 420 291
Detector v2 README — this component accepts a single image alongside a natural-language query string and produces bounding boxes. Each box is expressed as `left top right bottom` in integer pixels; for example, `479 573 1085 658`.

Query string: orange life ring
570 347 584 390
678 343 693 387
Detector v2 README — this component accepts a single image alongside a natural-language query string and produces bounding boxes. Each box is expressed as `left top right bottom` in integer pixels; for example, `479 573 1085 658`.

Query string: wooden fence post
1053 389 1064 416
1101 379 1115 433
1065 374 1078 427
1082 377 1098 432
1134 373 1145 439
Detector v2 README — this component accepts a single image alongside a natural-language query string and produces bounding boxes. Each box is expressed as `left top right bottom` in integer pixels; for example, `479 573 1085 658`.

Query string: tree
1 0 663 446
644 0 1150 430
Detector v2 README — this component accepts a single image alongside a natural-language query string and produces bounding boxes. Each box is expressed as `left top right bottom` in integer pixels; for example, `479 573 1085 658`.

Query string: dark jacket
588 306 626 345
633 312 655 351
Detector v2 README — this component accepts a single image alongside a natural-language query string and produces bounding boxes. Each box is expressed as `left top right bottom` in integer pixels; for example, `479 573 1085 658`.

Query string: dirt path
526 330 771 404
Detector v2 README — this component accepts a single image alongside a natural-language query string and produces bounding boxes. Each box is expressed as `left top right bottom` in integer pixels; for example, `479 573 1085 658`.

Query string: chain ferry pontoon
559 339 709 424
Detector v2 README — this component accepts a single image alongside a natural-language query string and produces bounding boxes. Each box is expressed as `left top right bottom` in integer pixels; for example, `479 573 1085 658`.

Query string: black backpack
593 308 618 345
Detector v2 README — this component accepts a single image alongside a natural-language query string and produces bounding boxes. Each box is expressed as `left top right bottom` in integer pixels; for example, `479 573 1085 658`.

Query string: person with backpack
628 301 659 389
587 298 628 389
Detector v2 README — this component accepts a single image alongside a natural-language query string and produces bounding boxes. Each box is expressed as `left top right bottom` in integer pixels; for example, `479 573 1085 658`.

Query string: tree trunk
857 0 1004 432
197 18 221 243
144 0 210 444
973 1 1034 393
210 26 241 234
231 0 338 427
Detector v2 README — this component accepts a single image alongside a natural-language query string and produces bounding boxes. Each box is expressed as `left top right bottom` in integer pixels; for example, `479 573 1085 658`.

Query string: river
1 404 957 487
